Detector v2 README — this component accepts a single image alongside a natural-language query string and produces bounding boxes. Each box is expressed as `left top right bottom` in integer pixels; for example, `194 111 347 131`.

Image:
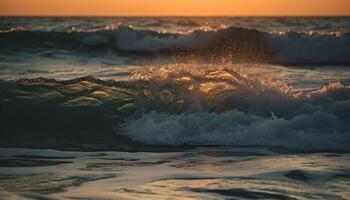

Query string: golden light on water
0 0 349 16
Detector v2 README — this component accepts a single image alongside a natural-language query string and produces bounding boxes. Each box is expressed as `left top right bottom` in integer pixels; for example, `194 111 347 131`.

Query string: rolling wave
1 26 350 65
1 66 350 151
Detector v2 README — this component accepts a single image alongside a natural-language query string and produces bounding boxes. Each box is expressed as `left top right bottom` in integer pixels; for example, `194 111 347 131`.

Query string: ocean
0 17 350 199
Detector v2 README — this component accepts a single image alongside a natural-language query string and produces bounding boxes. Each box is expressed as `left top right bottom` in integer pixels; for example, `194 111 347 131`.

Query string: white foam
121 110 350 151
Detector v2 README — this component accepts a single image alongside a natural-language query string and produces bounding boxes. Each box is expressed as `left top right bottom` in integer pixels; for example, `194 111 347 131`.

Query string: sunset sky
0 0 349 16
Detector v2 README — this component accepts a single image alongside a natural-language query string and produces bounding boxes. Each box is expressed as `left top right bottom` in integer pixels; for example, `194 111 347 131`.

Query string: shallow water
0 148 349 199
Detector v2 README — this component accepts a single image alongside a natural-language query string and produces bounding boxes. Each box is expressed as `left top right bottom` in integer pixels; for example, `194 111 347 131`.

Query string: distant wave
1 66 350 151
1 26 350 65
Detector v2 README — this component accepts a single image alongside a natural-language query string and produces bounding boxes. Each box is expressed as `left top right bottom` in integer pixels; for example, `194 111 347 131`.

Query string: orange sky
0 0 349 16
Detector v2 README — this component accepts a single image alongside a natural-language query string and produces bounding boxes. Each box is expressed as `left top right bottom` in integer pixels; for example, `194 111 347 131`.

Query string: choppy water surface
1 17 350 80
0 17 350 199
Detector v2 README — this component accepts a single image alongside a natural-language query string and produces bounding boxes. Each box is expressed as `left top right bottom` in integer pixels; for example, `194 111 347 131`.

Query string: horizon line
1 15 350 18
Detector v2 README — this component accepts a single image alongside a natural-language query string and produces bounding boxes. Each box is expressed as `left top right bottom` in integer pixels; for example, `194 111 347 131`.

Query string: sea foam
121 110 349 151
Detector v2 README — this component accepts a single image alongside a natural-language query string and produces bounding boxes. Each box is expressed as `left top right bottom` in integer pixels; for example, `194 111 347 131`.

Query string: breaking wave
120 66 350 151
1 65 350 151
1 26 350 65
